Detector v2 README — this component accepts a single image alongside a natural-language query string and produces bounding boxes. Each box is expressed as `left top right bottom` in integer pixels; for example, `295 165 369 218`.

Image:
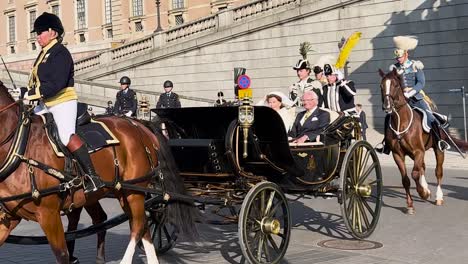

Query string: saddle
411 107 448 134
41 103 119 157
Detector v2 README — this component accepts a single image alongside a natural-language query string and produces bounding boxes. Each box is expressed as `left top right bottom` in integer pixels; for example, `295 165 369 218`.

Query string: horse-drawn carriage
151 103 383 263
0 76 382 263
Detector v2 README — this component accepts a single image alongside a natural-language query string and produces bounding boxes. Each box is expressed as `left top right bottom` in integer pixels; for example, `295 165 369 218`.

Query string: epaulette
412 60 424 70
389 64 398 71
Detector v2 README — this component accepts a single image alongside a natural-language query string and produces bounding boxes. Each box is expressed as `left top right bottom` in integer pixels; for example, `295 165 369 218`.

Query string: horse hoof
436 199 444 206
70 256 79 264
406 207 415 215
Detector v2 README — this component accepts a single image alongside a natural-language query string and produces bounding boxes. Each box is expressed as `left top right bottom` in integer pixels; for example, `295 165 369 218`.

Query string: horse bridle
382 77 414 138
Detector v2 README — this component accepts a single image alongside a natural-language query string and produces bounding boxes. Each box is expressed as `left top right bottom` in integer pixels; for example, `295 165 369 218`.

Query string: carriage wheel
146 209 179 254
239 181 291 264
340 140 383 239
138 202 179 254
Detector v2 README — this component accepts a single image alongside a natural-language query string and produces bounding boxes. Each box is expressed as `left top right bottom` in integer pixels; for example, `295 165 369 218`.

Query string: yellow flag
335 32 362 69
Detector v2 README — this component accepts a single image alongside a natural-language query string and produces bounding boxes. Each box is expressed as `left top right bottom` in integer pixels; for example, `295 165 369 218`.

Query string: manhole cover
317 239 383 250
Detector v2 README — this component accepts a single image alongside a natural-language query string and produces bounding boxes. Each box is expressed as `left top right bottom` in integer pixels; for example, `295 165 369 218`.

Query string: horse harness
0 101 168 220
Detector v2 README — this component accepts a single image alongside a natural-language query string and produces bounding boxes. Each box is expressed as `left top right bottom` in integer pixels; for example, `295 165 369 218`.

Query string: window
175 14 184 25
8 16 15 42
29 10 37 38
135 21 143 32
51 5 60 16
76 0 86 29
31 42 36 51
10 46 15 54
104 0 112 24
79 33 86 43
132 0 143 17
107 28 113 38
173 0 184 9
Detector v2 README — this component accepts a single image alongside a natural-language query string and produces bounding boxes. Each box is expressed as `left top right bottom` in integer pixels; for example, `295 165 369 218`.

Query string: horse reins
389 104 414 139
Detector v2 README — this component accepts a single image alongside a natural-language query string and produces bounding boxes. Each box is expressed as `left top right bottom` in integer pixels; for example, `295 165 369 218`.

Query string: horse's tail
151 128 200 240
441 131 468 152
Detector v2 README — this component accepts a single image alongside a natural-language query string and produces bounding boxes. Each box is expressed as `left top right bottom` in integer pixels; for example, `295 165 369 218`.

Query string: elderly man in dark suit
289 91 330 143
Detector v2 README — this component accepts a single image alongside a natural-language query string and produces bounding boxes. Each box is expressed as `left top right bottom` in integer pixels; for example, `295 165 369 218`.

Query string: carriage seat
319 107 340 124
289 141 324 148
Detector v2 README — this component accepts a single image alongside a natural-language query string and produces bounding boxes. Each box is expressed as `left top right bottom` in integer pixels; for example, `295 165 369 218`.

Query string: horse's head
378 68 406 114
0 80 16 105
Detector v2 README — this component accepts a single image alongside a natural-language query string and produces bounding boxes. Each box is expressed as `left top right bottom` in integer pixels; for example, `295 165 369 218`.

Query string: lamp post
154 0 162 33
449 86 467 141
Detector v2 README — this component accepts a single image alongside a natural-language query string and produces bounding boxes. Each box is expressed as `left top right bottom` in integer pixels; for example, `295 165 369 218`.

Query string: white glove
404 92 411 99
125 111 132 117
404 89 416 99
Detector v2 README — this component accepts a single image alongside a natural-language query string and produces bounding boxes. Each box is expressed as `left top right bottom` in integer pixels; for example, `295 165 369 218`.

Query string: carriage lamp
238 103 254 158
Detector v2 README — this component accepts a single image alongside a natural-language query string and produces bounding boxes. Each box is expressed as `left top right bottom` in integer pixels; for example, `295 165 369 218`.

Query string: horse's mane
0 80 16 103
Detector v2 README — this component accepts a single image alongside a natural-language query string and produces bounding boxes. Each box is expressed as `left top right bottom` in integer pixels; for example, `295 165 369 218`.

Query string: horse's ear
378 69 385 77
392 67 398 75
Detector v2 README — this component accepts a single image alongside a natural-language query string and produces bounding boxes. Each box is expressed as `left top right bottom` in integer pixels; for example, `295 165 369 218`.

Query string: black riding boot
375 115 391 155
67 134 105 193
431 122 450 152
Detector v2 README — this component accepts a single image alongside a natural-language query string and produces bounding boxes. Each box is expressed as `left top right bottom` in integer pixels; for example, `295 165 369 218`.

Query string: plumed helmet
119 76 131 85
31 12 64 35
324 64 337 76
163 80 173 88
293 59 310 70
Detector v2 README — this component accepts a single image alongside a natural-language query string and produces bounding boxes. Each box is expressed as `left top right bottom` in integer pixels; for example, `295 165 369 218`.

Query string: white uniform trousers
34 100 77 146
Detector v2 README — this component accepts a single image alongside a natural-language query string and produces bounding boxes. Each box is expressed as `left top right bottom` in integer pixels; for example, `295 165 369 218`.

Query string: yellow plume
335 32 362 69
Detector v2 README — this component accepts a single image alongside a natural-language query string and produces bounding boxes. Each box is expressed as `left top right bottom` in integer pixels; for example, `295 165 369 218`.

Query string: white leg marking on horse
385 80 391 96
419 174 430 196
436 185 443 201
120 238 136 264
143 238 159 264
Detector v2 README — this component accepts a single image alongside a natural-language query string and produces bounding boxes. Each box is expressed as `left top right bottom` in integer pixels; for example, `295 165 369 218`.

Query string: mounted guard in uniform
114 76 137 117
289 42 324 107
376 35 450 154
26 12 104 193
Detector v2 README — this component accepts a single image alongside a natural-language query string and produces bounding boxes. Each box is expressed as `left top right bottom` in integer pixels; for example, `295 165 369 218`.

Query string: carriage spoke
267 199 284 218
355 198 363 233
260 190 266 216
157 224 163 249
359 196 376 219
347 193 356 216
256 234 265 261
263 237 272 262
356 147 364 177
264 190 276 217
267 234 281 254
359 150 371 177
352 152 359 184
358 163 377 185
275 232 286 239
347 162 355 185
357 197 371 230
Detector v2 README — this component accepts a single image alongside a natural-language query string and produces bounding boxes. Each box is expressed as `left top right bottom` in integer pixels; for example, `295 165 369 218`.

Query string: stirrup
438 140 450 152
83 174 105 194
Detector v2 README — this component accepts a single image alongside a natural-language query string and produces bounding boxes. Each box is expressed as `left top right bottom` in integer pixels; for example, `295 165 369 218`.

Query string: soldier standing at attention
26 12 104 193
156 80 181 108
289 42 324 107
114 76 137 117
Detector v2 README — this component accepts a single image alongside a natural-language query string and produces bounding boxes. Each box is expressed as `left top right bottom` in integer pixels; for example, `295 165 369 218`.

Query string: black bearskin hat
31 12 64 35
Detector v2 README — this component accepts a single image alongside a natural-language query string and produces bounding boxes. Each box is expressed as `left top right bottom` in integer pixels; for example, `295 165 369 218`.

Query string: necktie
301 111 311 125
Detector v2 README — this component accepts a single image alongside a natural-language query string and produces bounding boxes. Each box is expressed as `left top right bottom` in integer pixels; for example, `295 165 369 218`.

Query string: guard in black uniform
27 12 104 194
114 76 137 117
156 80 181 108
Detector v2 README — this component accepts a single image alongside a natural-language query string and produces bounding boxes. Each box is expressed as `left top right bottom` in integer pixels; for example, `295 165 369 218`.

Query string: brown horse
0 81 197 263
378 69 468 214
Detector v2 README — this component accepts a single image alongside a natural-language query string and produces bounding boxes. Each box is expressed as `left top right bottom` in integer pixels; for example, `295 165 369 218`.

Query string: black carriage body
152 106 347 186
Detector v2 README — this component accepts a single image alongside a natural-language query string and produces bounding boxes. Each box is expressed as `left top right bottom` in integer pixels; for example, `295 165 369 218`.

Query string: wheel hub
261 218 281 235
357 184 372 197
